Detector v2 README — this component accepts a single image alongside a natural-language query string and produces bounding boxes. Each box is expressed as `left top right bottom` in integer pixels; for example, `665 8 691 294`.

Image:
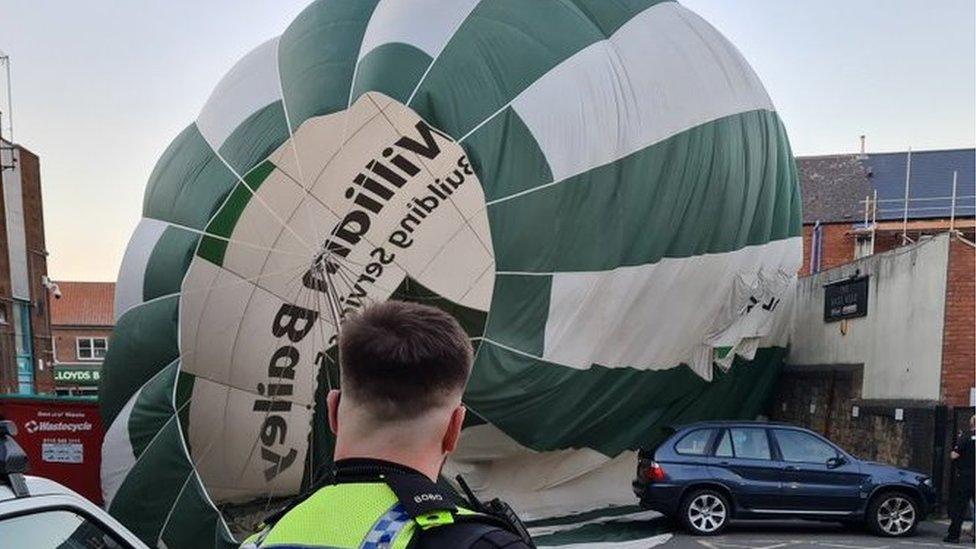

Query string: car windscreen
0 508 134 549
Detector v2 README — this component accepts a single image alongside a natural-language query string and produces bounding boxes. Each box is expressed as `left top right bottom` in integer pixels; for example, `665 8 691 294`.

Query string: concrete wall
789 234 950 401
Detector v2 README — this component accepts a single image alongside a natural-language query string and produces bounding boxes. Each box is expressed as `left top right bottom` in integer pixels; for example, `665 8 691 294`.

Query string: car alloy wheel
874 495 917 537
685 492 728 535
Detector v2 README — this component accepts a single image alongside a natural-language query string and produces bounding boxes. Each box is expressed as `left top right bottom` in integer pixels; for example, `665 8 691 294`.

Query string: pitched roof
50 281 115 327
796 148 976 224
796 154 872 223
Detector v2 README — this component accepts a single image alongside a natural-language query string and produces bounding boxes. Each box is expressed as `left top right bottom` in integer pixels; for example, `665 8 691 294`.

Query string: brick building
0 138 54 394
50 281 115 396
798 147 975 276
772 146 975 505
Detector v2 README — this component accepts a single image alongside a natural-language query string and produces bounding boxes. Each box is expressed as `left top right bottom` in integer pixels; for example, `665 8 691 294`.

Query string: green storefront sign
54 366 101 387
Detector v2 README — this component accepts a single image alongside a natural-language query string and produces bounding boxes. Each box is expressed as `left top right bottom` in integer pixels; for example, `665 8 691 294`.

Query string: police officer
243 301 533 548
945 415 975 544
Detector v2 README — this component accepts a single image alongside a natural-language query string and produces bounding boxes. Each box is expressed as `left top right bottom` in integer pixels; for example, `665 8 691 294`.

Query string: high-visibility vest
241 480 490 549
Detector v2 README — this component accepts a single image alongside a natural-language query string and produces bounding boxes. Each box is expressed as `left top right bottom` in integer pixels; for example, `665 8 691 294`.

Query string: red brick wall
18 147 55 393
871 232 905 256
53 326 113 363
800 223 857 276
941 237 975 407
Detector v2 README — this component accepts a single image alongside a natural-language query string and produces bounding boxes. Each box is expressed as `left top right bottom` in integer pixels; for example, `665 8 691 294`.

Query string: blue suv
633 421 936 537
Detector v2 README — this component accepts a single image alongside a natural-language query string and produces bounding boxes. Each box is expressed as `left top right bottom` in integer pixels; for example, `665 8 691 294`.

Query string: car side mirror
826 456 846 469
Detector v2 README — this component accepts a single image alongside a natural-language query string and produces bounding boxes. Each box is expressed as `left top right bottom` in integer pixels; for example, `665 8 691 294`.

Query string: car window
0 508 131 549
728 428 771 460
774 429 838 463
715 430 733 457
674 429 715 455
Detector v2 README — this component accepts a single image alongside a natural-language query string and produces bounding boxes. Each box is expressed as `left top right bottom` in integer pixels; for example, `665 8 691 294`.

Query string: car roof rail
0 420 29 498
674 419 802 429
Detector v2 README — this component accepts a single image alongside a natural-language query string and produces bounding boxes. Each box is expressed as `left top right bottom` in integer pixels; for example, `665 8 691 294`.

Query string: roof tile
50 281 115 326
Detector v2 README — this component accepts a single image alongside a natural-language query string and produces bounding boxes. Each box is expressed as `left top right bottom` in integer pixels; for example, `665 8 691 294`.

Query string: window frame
76 337 108 361
714 429 734 458
770 428 843 464
672 428 718 456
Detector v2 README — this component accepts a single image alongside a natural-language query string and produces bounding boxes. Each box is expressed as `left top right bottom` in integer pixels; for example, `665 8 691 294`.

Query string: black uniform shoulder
415 521 533 548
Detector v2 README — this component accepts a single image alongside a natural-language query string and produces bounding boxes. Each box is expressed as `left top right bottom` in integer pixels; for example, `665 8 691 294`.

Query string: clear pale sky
0 1 973 282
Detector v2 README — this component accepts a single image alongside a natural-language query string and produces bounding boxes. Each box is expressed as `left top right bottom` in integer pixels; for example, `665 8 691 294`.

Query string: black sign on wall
824 276 869 322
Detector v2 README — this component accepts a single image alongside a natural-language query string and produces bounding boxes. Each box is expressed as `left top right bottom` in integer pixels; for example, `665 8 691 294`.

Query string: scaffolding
854 167 976 252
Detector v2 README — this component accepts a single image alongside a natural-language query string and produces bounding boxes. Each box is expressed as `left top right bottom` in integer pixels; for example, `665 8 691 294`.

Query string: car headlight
922 477 934 487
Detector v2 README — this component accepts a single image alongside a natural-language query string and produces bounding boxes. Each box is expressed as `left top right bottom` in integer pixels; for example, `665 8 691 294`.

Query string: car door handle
784 465 800 471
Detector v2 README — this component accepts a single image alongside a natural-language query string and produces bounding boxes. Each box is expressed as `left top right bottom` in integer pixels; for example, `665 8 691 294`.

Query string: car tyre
680 488 730 536
867 491 919 537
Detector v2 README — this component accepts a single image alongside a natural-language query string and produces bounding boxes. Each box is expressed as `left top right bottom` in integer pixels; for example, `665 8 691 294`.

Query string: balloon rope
152 218 310 258
322 266 344 338
209 146 316 253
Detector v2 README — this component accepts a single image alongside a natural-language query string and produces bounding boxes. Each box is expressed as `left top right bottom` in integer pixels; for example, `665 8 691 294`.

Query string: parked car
0 419 148 549
633 421 936 537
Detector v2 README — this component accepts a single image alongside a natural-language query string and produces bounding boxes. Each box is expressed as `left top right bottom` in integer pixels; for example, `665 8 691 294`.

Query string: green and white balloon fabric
101 1 802 547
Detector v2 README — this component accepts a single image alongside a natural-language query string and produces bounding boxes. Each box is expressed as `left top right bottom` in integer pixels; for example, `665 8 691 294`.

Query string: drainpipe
901 148 912 244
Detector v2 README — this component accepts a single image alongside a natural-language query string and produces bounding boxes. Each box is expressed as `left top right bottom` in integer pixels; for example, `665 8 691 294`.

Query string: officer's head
328 300 473 468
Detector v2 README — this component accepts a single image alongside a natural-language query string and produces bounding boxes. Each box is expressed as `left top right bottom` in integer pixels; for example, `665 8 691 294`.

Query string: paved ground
660 519 972 548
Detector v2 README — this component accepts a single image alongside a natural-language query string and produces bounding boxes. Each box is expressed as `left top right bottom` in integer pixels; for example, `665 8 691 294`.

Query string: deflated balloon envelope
101 1 802 546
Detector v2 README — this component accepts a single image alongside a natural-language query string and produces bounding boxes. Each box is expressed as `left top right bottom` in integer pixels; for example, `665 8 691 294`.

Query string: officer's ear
327 389 341 435
442 405 466 455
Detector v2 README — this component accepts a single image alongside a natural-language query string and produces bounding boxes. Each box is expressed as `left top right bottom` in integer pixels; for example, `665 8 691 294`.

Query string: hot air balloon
101 1 801 546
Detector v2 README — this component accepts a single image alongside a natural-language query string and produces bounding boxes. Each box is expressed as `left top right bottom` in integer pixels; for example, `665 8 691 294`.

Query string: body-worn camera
456 475 535 547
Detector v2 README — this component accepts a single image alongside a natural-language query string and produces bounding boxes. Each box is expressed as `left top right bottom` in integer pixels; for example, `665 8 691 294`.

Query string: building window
12 300 34 394
674 429 716 456
77 337 108 360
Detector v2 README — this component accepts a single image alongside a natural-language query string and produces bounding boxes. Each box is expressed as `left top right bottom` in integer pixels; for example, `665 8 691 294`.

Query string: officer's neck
333 428 444 482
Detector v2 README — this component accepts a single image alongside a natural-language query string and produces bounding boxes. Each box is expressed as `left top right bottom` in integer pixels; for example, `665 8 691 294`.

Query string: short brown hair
338 300 473 420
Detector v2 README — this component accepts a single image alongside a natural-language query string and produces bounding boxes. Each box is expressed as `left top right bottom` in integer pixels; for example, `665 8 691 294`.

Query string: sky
0 0 973 282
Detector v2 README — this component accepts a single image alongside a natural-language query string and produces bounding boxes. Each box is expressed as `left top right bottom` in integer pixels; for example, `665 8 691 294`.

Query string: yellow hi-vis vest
241 481 484 549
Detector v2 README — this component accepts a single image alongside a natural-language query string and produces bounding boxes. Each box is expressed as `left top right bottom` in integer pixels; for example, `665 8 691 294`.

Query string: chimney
857 135 867 159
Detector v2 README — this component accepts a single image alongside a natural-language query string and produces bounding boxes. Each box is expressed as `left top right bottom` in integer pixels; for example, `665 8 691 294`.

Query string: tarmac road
659 519 971 549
